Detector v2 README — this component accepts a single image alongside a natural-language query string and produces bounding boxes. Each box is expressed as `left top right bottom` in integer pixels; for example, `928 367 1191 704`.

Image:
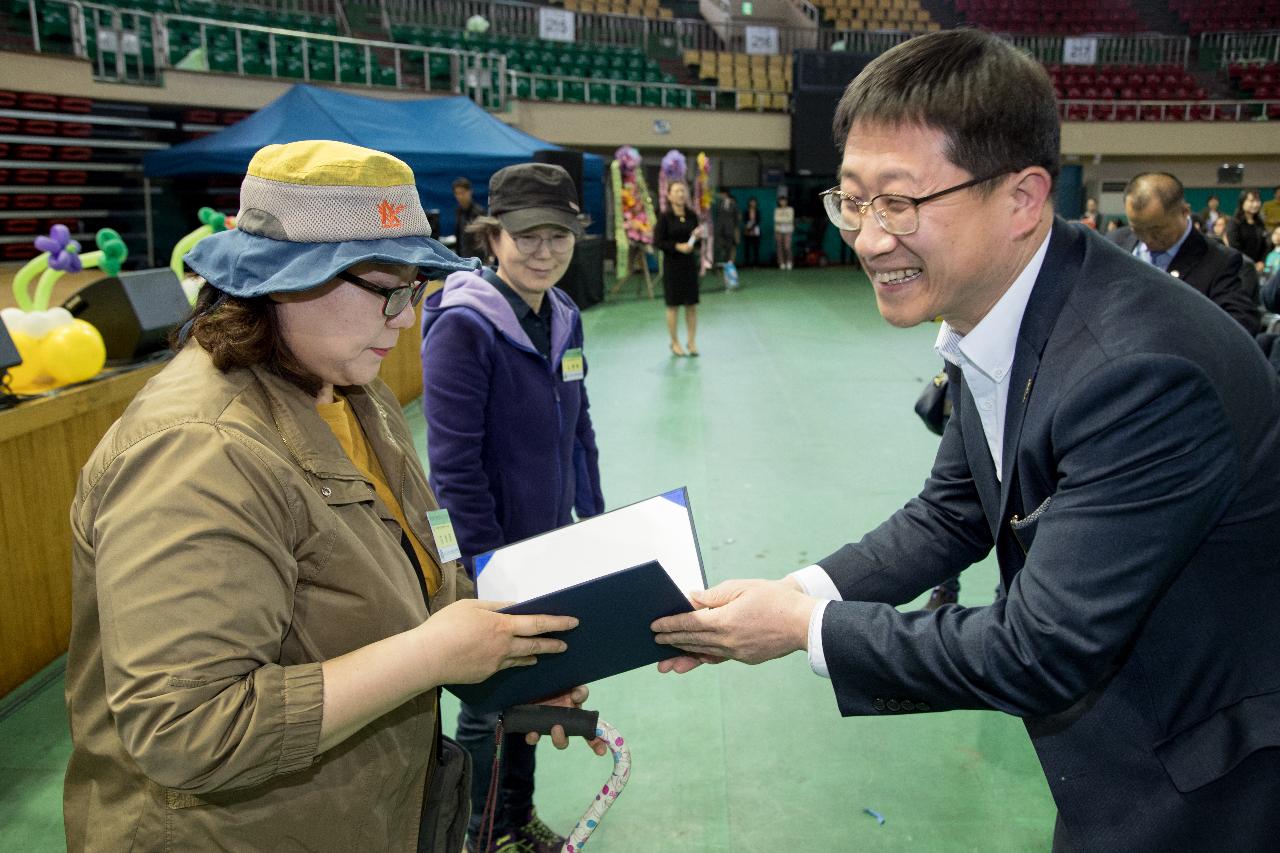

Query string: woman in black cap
421 161 606 853
653 179 703 356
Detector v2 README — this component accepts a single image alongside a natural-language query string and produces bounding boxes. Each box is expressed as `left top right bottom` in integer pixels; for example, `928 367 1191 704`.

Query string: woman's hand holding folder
419 599 578 685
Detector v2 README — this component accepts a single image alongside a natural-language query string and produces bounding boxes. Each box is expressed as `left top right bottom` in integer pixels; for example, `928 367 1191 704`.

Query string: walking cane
483 705 633 853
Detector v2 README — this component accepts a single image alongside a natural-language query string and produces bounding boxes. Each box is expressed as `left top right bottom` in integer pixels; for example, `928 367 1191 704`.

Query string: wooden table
0 361 165 697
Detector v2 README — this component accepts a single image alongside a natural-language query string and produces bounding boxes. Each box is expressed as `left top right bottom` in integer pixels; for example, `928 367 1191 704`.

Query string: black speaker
534 149 585 211
790 51 875 177
557 234 604 310
0 316 21 374
63 268 190 361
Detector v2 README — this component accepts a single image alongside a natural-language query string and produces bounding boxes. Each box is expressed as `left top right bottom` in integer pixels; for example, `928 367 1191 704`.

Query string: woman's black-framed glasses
336 270 429 318
819 171 1012 235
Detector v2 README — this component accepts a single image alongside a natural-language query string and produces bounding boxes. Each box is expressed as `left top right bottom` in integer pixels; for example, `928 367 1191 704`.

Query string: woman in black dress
1227 189 1269 272
654 180 702 356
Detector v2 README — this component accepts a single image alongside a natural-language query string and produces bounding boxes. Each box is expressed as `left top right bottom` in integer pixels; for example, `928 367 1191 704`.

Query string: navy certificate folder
444 559 694 713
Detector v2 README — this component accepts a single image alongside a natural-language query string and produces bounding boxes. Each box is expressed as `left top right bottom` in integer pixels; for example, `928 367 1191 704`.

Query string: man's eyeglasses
819 170 1013 235
336 270 429 318
511 232 575 255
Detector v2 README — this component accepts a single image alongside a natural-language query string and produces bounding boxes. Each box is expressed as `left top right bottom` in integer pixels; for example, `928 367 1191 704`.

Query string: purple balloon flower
34 224 81 271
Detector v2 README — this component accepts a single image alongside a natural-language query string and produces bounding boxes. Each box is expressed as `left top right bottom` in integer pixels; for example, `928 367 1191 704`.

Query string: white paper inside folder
474 487 707 603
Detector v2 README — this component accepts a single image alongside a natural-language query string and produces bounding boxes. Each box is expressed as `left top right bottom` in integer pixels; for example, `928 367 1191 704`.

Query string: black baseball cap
488 162 583 236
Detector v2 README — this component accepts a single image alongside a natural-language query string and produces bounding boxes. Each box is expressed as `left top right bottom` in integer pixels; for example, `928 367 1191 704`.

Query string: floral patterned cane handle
562 720 630 853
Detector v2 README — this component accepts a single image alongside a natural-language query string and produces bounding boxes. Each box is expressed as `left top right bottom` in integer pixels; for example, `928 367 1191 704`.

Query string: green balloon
96 228 128 277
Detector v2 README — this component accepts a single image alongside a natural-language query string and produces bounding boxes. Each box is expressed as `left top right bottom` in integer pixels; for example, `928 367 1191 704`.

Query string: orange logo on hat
378 199 405 228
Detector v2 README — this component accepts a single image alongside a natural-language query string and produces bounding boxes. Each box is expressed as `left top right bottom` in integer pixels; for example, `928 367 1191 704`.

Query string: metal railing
506 68 785 111
27 0 507 100
381 0 822 53
817 28 913 54
156 12 506 98
1201 30 1280 67
1058 99 1279 121
1008 32 1191 67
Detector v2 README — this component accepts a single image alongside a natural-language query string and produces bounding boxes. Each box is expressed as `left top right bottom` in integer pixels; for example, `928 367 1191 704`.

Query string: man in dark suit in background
653 29 1280 852
1111 172 1260 334
452 176 487 261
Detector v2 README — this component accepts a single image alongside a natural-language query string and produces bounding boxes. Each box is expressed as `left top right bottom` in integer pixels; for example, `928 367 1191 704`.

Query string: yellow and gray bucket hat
185 140 479 297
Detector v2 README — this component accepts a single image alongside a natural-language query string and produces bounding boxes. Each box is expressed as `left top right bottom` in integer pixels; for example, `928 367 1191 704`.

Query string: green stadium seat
208 49 236 72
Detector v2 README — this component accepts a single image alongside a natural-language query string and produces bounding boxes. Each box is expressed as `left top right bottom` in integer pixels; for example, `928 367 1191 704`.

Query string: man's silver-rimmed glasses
819 171 1012 235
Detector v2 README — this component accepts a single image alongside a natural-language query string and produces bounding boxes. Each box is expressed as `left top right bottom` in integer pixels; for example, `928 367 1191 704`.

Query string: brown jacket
65 344 472 852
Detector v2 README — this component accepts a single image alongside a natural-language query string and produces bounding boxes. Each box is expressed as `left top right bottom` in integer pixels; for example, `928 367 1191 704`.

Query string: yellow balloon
6 330 52 392
39 320 106 385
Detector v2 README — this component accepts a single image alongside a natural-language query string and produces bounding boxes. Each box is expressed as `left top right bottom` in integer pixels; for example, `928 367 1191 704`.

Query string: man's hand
651 578 816 666
524 685 608 756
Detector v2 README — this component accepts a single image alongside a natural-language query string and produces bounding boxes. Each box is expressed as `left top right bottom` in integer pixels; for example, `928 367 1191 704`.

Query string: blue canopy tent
143 85 605 243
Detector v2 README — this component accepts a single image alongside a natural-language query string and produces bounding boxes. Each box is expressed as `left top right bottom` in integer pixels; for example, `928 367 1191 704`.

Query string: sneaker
464 832 523 853
512 809 567 853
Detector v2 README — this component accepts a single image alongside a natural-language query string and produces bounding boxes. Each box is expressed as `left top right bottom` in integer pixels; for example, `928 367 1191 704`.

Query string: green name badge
426 509 461 562
561 348 584 382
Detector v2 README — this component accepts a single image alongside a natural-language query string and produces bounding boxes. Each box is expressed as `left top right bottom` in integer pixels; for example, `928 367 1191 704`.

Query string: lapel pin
1022 377 1034 403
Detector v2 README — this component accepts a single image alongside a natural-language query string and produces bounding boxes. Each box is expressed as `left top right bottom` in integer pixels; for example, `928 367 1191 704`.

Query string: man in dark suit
1111 172 1260 334
653 30 1280 852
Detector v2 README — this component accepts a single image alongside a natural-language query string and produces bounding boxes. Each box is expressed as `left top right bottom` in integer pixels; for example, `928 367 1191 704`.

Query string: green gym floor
0 265 1056 851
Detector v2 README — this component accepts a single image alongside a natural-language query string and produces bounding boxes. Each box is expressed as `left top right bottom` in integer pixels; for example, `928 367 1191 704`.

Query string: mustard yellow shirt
317 395 440 596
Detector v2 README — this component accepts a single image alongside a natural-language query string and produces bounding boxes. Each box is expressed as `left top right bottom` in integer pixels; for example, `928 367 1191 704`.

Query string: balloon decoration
170 207 235 304
2 225 118 394
610 145 655 283
694 152 714 274
658 149 687 215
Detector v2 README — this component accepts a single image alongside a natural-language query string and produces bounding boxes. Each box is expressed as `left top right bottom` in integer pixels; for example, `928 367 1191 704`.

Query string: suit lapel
996 218 1080 526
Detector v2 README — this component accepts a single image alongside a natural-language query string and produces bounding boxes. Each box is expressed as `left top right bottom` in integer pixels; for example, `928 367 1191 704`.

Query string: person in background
714 186 741 289
654 179 703 356
742 197 763 267
1079 197 1100 229
775 194 796 270
1264 225 1280 280
1227 189 1269 272
1261 186 1280 230
1105 217 1123 234
1111 171 1259 335
1199 194 1223 232
63 141 593 853
453 177 487 262
421 162 605 853
1209 214 1230 246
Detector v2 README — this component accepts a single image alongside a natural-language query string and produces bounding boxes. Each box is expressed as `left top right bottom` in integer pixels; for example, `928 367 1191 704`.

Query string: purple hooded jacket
421 270 604 570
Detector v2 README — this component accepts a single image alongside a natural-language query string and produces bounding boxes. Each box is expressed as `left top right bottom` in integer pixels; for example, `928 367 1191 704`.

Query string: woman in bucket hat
421 162 606 853
63 141 598 853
